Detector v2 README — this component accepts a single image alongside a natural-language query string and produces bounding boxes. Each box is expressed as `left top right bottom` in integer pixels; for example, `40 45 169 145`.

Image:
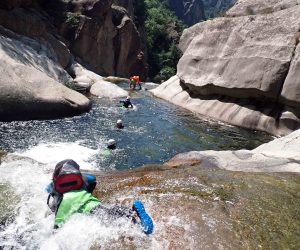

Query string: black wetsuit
120 100 133 108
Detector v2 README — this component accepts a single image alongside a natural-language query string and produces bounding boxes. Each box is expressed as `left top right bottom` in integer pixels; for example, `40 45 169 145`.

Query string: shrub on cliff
144 0 185 82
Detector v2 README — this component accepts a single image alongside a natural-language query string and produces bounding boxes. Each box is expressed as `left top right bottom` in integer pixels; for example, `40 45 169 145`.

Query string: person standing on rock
129 76 141 90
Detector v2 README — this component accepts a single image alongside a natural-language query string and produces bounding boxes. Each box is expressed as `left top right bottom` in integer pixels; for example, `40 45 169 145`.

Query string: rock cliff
166 0 205 26
151 0 300 136
203 0 237 18
165 0 236 26
0 0 146 121
41 0 147 80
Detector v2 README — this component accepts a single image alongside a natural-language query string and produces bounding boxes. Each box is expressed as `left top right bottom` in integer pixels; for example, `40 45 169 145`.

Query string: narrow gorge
0 0 299 249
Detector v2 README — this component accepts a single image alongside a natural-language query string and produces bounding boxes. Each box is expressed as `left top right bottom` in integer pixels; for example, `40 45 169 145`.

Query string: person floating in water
120 96 133 108
129 76 141 90
116 119 124 129
107 138 116 150
46 159 154 234
101 139 117 157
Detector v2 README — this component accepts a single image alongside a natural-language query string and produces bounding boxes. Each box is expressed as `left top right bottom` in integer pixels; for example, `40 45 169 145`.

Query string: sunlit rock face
0 27 91 121
151 0 300 136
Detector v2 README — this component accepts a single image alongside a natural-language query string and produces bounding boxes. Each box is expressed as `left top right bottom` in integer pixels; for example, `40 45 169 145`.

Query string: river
0 85 271 170
0 85 275 249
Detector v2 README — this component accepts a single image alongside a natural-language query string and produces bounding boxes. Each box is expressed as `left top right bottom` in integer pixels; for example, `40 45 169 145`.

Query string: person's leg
91 202 153 234
132 200 153 235
91 204 136 222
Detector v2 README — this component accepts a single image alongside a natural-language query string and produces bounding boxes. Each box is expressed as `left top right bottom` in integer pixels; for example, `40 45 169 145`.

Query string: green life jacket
101 149 112 157
54 190 100 227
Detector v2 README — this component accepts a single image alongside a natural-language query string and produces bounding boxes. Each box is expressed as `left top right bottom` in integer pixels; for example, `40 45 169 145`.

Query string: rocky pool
2 85 292 250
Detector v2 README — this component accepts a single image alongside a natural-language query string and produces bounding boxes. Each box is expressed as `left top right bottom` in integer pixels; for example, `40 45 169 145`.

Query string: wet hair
107 144 116 150
107 139 116 150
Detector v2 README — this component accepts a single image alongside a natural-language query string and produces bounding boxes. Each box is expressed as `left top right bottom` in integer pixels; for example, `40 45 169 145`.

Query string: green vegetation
65 12 80 28
63 80 80 91
144 0 186 82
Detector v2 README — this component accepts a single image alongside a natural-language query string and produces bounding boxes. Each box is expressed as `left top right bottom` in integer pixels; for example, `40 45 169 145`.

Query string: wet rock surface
94 163 300 249
1 128 299 248
166 129 300 172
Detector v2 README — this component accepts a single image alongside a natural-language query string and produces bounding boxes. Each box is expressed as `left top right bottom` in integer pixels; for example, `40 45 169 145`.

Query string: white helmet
107 139 116 147
117 119 123 124
126 96 130 100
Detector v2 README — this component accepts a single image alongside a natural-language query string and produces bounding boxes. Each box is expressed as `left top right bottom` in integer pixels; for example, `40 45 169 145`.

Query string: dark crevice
179 79 286 120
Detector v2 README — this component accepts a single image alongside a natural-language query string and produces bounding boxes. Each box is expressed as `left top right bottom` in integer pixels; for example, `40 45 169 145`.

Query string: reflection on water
0 89 271 171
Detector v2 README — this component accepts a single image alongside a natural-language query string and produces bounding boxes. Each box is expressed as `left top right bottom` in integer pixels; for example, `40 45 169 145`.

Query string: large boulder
0 28 91 121
90 79 128 98
178 7 300 101
69 62 128 98
151 76 300 136
0 7 72 69
226 0 299 17
152 1 300 136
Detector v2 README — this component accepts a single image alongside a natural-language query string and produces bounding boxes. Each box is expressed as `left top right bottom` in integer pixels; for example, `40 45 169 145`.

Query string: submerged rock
1 130 299 248
91 130 300 248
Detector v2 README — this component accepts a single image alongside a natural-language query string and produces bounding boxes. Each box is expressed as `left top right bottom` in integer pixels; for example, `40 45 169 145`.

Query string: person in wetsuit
116 119 124 129
120 96 133 108
46 159 153 234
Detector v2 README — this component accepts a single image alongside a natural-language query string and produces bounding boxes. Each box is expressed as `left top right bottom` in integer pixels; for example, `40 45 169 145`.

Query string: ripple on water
0 88 274 249
0 91 271 171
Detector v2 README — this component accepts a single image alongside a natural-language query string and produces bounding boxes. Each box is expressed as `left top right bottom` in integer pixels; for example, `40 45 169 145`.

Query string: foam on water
0 160 154 249
16 142 99 170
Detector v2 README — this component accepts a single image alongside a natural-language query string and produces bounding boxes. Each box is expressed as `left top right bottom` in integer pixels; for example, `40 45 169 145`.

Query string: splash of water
0 159 154 249
15 142 99 170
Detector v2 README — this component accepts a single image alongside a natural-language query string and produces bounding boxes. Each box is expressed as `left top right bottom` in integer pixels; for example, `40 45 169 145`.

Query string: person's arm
83 174 97 193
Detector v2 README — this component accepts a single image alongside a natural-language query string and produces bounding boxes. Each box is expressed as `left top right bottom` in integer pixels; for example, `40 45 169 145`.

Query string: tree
144 0 185 81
